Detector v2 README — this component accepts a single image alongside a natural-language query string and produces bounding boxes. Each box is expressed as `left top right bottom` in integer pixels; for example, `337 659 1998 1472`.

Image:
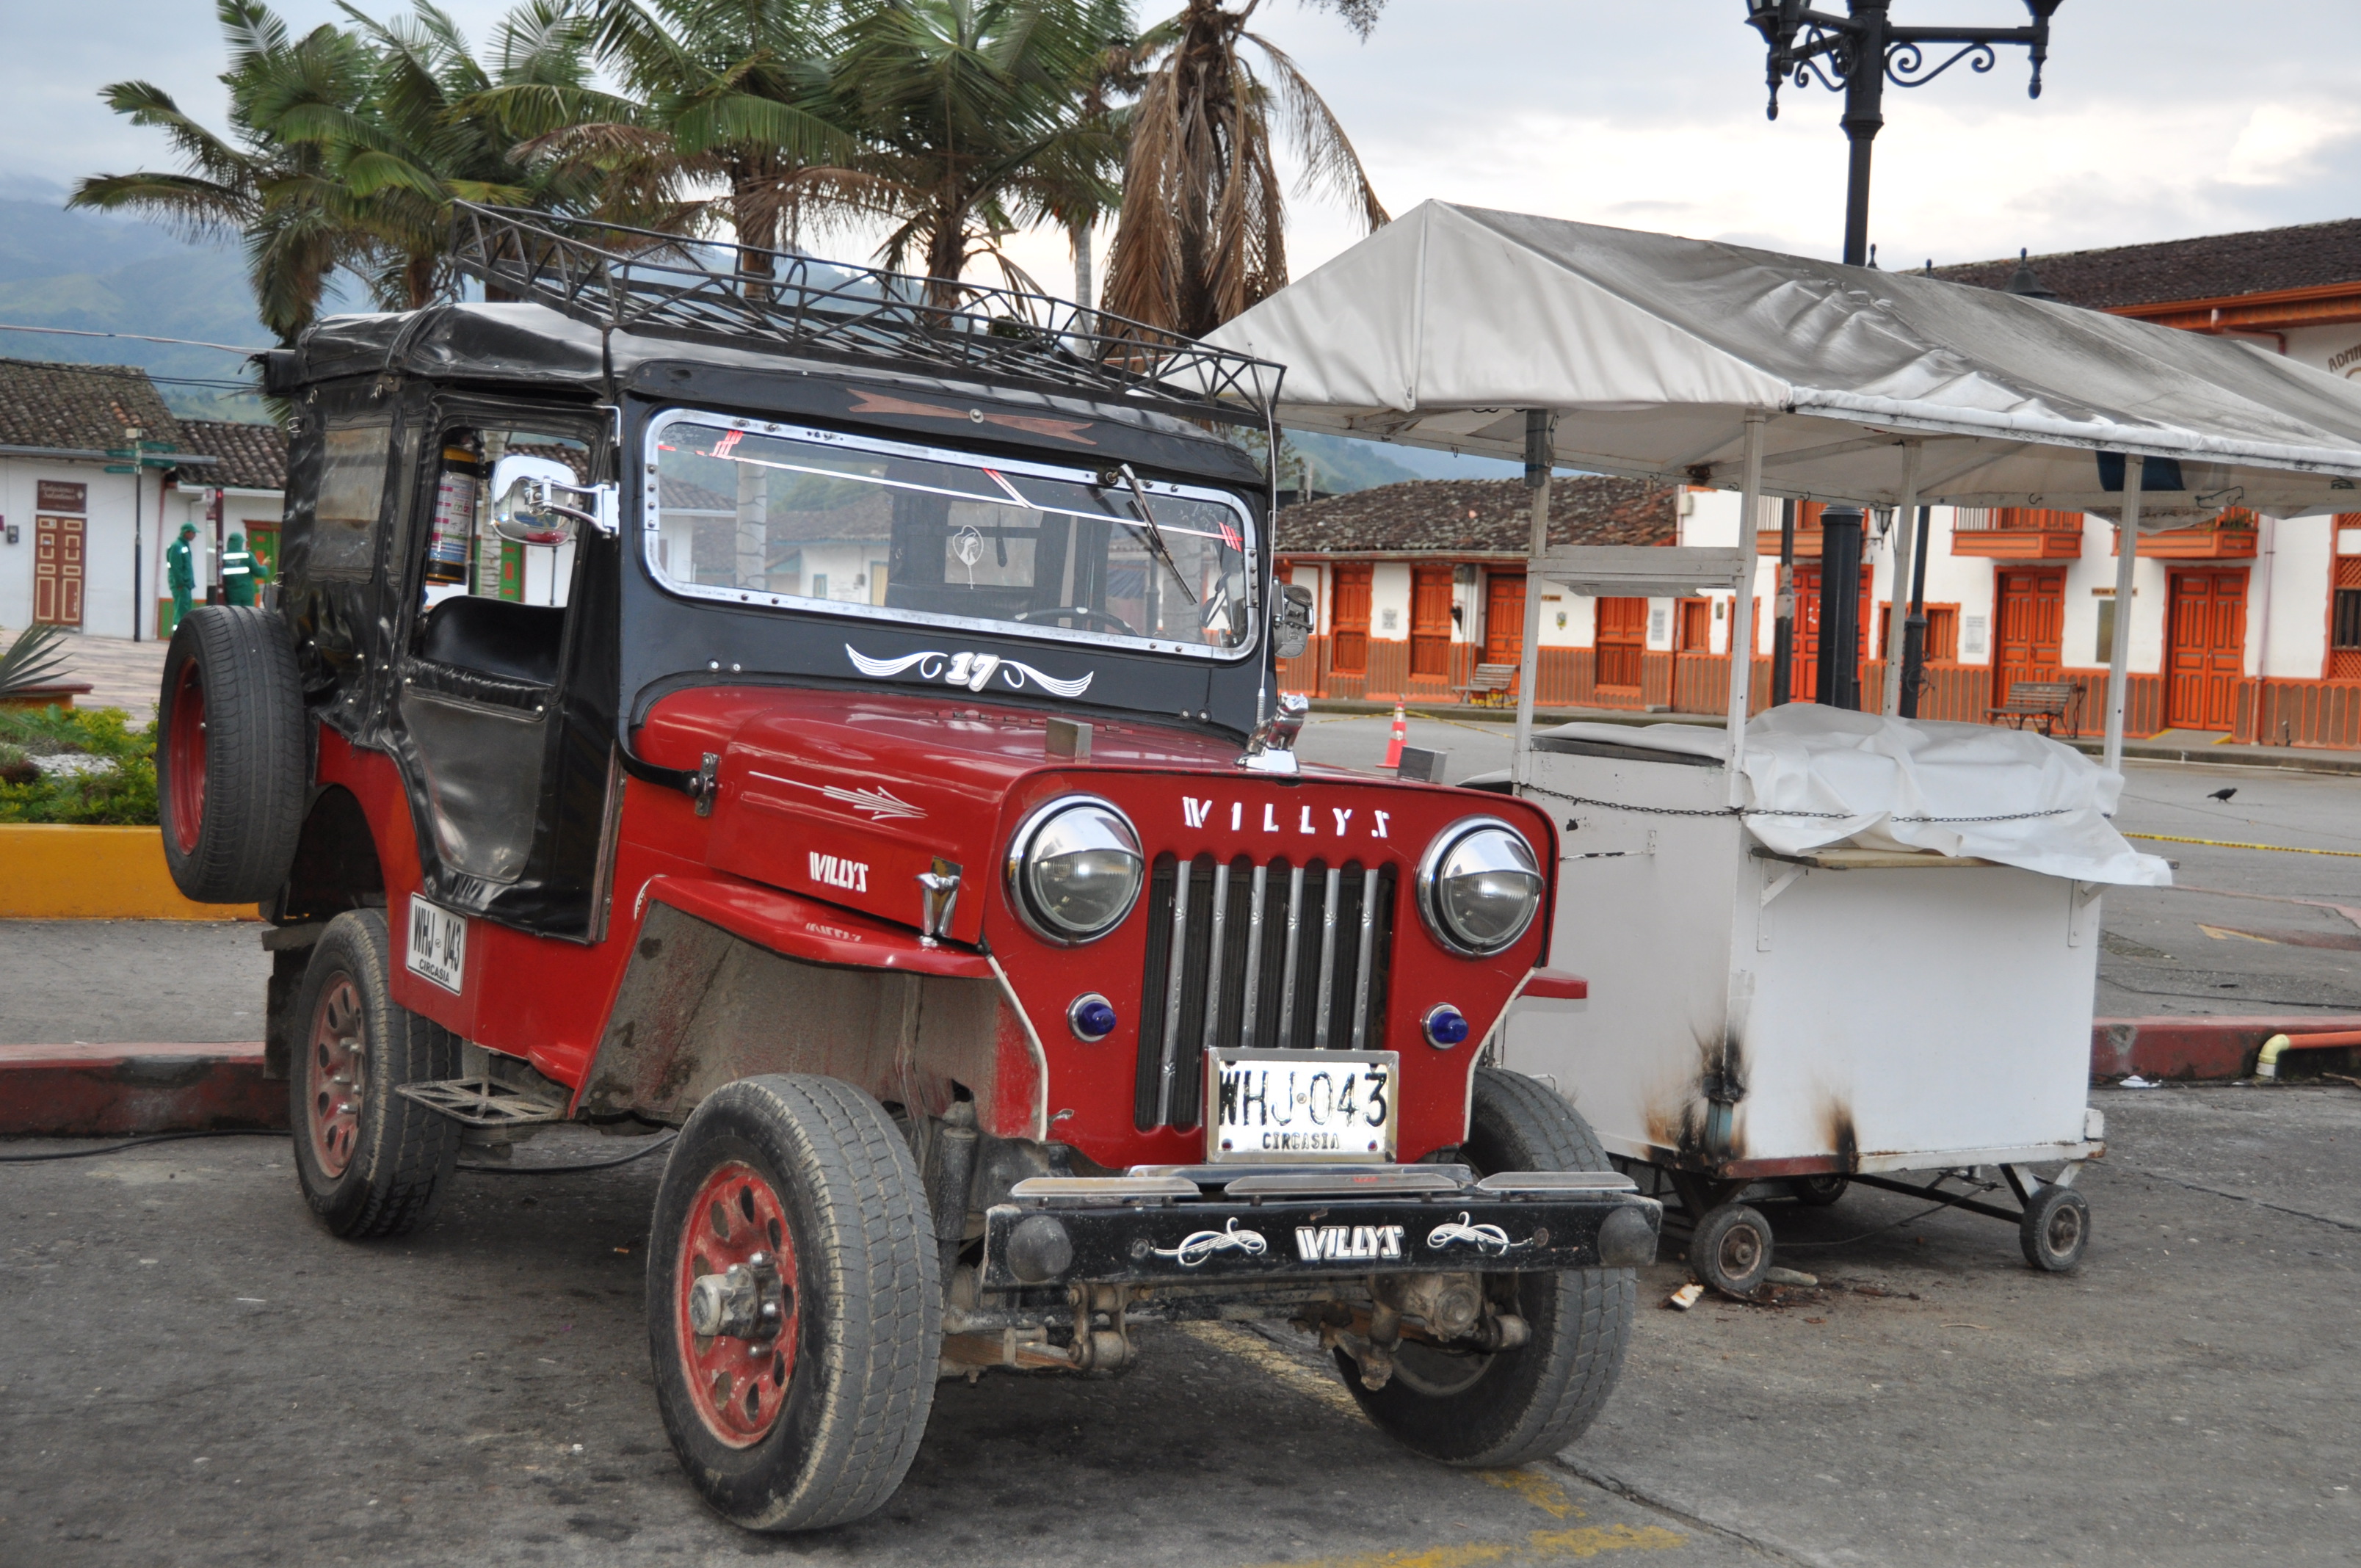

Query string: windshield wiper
1108 462 1197 606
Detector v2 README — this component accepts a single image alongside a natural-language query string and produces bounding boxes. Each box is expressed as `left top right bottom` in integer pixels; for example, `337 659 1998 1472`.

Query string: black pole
1816 507 1865 710
1898 502 1933 717
1839 1 1890 267
1770 498 1796 707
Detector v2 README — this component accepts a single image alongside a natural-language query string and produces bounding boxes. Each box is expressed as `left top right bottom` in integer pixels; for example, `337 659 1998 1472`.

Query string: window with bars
2333 556 2361 680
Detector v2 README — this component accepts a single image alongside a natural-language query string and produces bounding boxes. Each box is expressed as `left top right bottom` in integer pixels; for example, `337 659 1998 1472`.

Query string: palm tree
336 0 664 310
69 0 378 342
589 0 873 296
833 0 1126 301
1100 0 1388 337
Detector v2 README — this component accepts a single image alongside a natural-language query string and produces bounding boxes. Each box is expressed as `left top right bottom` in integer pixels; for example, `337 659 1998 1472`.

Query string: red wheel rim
675 1161 799 1448
166 662 206 857
306 976 366 1177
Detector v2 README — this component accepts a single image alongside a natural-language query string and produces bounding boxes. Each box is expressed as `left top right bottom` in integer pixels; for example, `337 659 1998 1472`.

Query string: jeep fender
576 875 1048 1138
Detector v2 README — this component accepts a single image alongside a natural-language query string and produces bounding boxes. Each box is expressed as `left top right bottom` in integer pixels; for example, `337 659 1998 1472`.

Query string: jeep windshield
646 410 1258 658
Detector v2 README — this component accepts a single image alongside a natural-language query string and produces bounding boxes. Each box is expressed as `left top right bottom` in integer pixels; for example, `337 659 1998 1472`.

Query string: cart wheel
1691 1204 1773 1297
648 1075 940 1532
288 910 463 1238
1341 1068 1635 1468
1787 1175 1849 1208
2018 1186 2090 1272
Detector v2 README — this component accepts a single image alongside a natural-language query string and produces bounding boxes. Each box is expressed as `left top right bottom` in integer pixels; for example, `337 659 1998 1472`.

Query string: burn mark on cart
1821 1103 1861 1174
1643 1028 1752 1172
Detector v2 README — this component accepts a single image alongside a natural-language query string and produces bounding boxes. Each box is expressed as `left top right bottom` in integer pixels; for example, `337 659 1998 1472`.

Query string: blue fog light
1069 993 1119 1042
1424 1004 1470 1049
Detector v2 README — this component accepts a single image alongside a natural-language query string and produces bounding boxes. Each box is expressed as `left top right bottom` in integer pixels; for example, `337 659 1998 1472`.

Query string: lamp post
1744 1 2064 268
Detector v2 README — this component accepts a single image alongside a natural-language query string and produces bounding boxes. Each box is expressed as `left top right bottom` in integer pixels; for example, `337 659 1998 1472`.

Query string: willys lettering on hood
659 688 1503 948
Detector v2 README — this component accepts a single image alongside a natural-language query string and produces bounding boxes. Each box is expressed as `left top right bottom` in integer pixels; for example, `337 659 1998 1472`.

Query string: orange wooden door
34 515 84 626
1329 565 1371 675
1482 572 1525 668
2331 556 2361 681
2166 570 2246 730
1595 596 1647 689
1992 569 2065 711
1676 598 1712 652
1410 566 1454 679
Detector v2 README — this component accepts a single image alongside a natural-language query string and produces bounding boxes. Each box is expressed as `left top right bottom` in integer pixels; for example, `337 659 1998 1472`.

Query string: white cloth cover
1203 202 2361 520
1540 710 2170 886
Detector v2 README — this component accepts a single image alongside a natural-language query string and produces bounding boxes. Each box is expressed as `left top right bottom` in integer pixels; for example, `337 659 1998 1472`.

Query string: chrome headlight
1417 816 1543 957
1007 796 1145 944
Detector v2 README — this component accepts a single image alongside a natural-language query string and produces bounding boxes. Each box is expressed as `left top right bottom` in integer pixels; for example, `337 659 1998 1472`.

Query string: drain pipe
2255 1028 2361 1078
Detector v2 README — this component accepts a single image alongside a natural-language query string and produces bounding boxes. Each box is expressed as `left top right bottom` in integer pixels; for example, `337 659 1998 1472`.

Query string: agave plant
0 624 71 703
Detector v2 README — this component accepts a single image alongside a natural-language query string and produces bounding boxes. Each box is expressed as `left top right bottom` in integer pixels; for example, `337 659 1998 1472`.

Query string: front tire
648 1075 941 1532
288 910 463 1238
1343 1067 1635 1467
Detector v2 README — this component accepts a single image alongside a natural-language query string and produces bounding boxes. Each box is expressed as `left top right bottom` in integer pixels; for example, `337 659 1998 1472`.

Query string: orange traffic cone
1382 703 1407 770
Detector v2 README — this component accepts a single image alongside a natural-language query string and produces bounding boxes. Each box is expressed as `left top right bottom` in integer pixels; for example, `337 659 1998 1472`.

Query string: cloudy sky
10 0 2361 287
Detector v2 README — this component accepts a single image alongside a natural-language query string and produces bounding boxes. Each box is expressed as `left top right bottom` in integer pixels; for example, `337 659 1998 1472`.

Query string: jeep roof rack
449 203 1282 426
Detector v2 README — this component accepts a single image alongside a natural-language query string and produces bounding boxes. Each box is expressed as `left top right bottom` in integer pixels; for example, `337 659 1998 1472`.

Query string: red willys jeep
156 206 1658 1531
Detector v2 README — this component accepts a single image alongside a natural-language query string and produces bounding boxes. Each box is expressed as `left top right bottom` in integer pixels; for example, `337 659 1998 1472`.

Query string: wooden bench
1987 678 2082 737
1458 664 1517 706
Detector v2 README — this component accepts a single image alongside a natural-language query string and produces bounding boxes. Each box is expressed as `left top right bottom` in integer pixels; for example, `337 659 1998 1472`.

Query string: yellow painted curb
0 824 261 921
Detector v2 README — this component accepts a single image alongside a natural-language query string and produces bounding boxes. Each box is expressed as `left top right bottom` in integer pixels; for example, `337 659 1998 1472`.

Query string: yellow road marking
1175 1321 1364 1419
2197 923 2276 943
1481 1467 1584 1520
1181 1327 1691 1563
2126 831 2361 859
1232 1525 1687 1568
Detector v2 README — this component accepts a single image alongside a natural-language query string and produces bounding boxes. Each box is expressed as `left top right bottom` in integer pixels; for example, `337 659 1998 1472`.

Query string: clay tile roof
1274 476 1679 556
174 418 289 490
0 357 181 454
1929 218 2361 310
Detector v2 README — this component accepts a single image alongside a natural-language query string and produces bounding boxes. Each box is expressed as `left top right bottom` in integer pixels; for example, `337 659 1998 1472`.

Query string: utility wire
0 323 269 355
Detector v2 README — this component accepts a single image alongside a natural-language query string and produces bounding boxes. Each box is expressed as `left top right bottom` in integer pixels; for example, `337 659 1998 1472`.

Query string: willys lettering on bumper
979 1172 1661 1288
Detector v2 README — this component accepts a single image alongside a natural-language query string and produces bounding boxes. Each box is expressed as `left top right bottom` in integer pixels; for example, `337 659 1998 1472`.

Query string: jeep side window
645 412 1258 654
412 428 589 685
397 425 590 888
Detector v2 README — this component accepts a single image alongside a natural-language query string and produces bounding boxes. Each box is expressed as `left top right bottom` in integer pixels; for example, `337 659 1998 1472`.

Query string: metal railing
447 204 1283 424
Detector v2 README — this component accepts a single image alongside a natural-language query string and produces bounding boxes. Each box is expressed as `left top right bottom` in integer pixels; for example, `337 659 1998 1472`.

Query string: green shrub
0 705 160 826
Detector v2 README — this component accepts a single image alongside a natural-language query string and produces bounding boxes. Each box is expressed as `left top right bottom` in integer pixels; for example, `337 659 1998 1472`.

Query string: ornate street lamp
1744 0 2064 269
1746 1 2063 708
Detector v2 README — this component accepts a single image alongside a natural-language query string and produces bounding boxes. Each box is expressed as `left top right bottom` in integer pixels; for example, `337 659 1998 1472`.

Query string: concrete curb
1 1017 2354 1142
0 826 262 921
2092 1014 2361 1081
0 1042 283 1137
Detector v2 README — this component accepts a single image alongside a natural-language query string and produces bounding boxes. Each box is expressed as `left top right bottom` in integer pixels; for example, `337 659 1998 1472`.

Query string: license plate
1205 1050 1398 1163
405 896 467 994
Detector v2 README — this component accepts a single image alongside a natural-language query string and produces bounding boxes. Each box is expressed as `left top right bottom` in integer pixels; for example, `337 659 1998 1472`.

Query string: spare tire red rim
306 975 365 1178
167 661 206 856
676 1161 799 1447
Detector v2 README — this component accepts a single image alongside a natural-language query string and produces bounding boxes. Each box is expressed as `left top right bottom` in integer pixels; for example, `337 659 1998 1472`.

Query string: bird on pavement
2208 787 2237 802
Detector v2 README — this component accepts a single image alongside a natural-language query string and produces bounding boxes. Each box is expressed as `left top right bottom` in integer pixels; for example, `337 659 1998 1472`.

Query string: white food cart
1205 200 2361 1288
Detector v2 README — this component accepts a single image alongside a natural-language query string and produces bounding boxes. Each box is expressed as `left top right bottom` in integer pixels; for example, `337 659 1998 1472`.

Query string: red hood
638 686 1553 948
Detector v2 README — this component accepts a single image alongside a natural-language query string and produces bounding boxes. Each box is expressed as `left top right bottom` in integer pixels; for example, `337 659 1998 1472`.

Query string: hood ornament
1239 692 1308 775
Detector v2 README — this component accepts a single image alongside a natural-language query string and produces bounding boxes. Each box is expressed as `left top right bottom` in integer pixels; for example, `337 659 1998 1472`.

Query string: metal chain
1553 795 2074 825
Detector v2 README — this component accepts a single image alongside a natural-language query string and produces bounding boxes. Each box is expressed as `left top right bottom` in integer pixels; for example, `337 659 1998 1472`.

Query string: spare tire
157 605 308 904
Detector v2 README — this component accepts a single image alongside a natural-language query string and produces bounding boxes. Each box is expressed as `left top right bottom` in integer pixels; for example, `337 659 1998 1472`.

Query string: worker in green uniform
222 531 261 607
166 523 197 630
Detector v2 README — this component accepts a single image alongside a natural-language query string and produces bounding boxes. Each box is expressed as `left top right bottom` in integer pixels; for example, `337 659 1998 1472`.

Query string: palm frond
0 625 73 701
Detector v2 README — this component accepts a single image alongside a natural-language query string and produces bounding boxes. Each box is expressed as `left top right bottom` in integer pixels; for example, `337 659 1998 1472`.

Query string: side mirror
1274 583 1314 659
487 453 615 544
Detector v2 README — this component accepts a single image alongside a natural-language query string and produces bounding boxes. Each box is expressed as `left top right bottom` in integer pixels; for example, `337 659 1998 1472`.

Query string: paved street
1299 715 2361 1019
2 1086 2355 1567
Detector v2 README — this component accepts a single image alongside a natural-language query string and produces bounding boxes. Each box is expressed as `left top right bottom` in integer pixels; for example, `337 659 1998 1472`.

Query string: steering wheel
1012 606 1135 636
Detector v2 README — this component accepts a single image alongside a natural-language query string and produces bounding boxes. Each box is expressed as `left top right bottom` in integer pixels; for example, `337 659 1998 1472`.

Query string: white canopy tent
1203 201 2361 780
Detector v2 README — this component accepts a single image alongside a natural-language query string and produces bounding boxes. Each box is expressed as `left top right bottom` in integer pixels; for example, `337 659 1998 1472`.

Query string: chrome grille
1134 854 1396 1130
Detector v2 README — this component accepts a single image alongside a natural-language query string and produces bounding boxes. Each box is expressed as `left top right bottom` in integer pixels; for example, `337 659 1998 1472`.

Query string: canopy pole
1511 410 1553 788
2103 458 2144 772
1725 410 1767 797
1880 440 1923 717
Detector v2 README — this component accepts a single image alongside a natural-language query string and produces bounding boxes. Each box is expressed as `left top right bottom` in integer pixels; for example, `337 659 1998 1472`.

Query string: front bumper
979 1165 1661 1289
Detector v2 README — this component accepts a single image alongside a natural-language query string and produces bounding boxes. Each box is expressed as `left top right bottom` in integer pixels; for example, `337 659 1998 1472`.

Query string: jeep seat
418 596 565 687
